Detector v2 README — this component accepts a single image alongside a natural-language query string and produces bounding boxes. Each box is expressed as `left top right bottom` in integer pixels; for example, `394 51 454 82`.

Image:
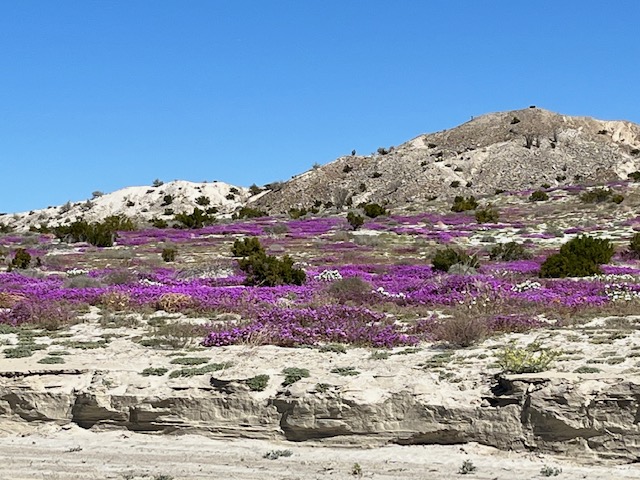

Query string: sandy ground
0 425 638 480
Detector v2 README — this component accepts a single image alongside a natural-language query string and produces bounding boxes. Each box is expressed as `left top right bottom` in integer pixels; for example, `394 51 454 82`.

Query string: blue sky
1 1 639 213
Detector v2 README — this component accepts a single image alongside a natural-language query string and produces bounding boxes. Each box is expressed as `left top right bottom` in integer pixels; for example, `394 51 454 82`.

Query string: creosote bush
489 241 531 261
529 190 549 202
326 276 372 304
173 208 216 229
11 248 31 269
432 247 479 273
346 212 364 230
450 196 477 212
233 207 267 219
53 215 135 247
161 247 177 262
232 237 265 257
361 203 387 218
474 205 499 223
539 235 614 278
233 238 305 287
628 233 640 258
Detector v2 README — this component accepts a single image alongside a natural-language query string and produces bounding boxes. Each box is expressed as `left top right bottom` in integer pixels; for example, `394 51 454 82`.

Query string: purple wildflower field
2 184 640 351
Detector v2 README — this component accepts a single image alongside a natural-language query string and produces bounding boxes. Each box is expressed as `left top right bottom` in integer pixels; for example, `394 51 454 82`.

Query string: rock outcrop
1 369 638 462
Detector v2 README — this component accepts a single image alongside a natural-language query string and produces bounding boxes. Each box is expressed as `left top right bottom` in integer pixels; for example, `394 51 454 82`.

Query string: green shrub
346 212 364 230
450 195 477 212
173 208 216 229
53 215 135 247
489 241 531 261
248 184 262 195
161 247 177 262
288 207 307 219
161 194 174 206
611 193 624 204
362 203 386 218
11 248 31 269
450 180 460 188
432 247 479 273
539 235 614 278
231 237 265 257
529 190 549 202
238 253 306 287
628 171 640 181
151 218 168 228
579 187 613 203
233 207 267 219
474 205 499 223
629 233 640 258
326 276 372 303
195 195 210 206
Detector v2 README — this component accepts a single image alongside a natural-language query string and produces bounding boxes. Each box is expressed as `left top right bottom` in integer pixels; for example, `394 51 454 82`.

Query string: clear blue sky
2 1 639 213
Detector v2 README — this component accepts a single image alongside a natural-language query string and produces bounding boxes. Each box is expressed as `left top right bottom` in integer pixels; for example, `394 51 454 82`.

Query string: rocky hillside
251 107 640 213
2 180 251 231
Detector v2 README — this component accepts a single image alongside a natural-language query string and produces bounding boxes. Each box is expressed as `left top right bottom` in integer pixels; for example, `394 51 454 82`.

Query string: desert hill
251 107 640 213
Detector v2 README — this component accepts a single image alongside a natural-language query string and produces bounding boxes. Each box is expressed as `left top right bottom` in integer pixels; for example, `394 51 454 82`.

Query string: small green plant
330 366 360 376
233 206 267 219
540 465 562 477
628 171 640 181
161 194 174 206
351 463 362 476
11 248 31 269
497 342 558 374
319 343 347 354
169 356 209 365
282 367 310 386
4 345 35 358
173 208 216 229
37 355 65 364
432 247 479 273
347 212 364 230
246 374 270 391
450 180 461 188
628 232 640 258
529 190 549 202
168 362 231 378
315 383 331 393
263 449 293 460
238 252 306 287
451 195 478 212
458 460 476 475
369 350 390 360
141 367 168 376
288 207 308 219
579 187 613 203
161 247 177 262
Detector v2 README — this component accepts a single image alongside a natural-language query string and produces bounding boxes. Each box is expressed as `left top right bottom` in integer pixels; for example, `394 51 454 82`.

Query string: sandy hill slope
3 180 250 231
250 107 640 213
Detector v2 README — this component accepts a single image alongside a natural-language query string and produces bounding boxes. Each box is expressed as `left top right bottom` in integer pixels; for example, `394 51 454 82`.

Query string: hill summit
251 107 640 213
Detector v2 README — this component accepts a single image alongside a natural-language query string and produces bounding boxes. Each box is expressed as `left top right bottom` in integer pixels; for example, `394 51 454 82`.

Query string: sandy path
0 426 638 480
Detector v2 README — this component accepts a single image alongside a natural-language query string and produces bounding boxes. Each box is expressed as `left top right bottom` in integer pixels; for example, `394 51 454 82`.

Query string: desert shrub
53 215 135 247
264 223 289 235
141 367 168 376
246 374 270 391
232 237 265 257
173 208 216 229
346 212 364 230
99 291 132 311
152 179 164 187
474 205 499 223
151 218 168 228
628 233 640 258
157 293 196 313
489 241 531 261
362 203 386 218
529 190 549 202
248 184 262 195
450 195 477 212
497 342 558 374
342 164 353 173
161 247 177 262
288 207 307 219
237 253 305 287
226 193 235 200
161 194 173 206
628 171 640 181
450 180 460 188
195 195 210 206
579 187 613 203
233 207 267 219
102 269 138 285
432 247 479 273
3 299 78 330
434 316 488 347
326 276 372 303
11 248 31 269
539 235 614 278
611 193 624 204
